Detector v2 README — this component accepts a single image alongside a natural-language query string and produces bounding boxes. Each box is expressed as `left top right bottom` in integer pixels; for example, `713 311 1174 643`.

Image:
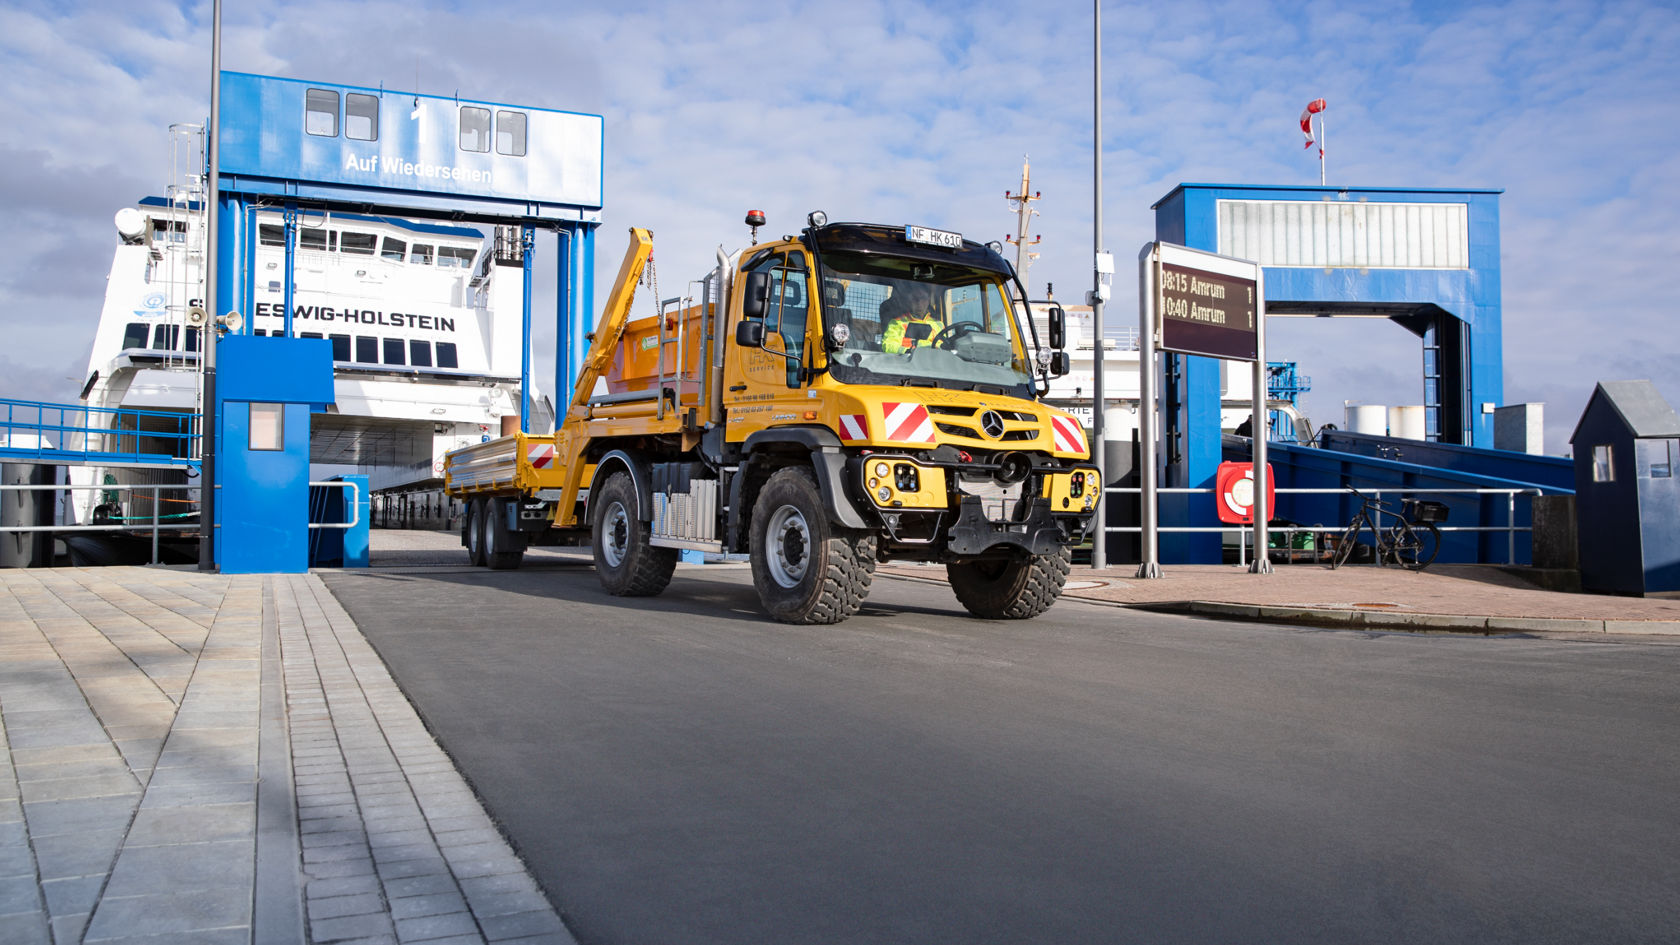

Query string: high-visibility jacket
882 312 942 352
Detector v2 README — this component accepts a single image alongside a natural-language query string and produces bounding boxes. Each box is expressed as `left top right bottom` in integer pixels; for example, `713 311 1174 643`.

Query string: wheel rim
468 506 482 557
765 503 810 588
602 500 630 569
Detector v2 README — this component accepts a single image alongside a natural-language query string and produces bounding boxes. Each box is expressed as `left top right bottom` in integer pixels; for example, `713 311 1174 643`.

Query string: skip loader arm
551 227 656 528
567 227 654 416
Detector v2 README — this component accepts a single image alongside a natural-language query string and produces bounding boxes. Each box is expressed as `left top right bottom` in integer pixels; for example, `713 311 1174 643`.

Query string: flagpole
1319 112 1326 185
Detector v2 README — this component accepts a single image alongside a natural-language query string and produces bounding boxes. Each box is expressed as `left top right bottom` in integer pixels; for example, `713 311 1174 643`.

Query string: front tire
750 467 874 625
947 546 1071 619
1329 521 1361 569
591 472 676 596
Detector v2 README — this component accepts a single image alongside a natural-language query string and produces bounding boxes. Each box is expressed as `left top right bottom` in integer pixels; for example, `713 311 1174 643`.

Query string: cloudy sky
1 0 1675 453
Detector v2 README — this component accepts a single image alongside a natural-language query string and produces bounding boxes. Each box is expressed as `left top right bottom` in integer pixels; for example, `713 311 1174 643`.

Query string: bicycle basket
1408 499 1449 523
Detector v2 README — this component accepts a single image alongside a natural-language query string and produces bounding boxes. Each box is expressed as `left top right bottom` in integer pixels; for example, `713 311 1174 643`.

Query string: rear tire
947 546 1071 619
466 498 488 567
750 467 873 625
591 472 676 596
485 497 527 571
1389 520 1442 571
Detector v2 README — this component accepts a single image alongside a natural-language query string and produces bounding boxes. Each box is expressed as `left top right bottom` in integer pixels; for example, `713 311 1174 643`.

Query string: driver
879 283 942 352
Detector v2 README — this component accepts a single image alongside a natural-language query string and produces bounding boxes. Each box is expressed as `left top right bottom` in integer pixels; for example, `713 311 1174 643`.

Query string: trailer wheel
485 497 526 571
750 467 873 625
466 498 488 567
591 472 675 596
946 546 1070 619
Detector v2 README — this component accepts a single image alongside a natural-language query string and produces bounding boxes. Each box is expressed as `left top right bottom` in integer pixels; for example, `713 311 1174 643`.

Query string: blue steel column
554 227 572 412
520 226 535 433
579 224 596 392
282 203 297 337
1158 188 1222 563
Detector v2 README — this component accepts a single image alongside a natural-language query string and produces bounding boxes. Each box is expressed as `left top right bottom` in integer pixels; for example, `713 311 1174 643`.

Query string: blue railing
0 397 200 468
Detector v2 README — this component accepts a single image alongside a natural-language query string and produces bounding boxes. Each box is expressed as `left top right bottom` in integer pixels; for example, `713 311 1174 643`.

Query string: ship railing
0 397 200 467
0 482 200 566
1098 485 1546 566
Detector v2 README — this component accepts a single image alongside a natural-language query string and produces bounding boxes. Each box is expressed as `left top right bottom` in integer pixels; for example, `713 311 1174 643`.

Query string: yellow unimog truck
443 213 1098 624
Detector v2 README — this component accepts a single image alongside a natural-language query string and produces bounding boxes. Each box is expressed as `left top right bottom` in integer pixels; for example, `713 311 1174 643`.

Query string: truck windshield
819 250 1034 396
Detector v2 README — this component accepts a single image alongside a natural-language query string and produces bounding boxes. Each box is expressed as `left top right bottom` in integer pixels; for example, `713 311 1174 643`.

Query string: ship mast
1004 155 1042 290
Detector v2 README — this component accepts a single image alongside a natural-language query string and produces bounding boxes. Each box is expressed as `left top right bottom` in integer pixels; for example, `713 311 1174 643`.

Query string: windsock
1300 98 1327 149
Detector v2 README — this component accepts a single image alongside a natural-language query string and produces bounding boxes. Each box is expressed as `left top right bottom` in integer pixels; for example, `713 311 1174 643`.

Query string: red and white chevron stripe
527 443 555 468
1049 415 1087 456
882 402 935 443
838 414 868 441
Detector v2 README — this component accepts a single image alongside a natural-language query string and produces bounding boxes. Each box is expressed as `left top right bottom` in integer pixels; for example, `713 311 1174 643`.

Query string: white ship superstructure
76 127 536 528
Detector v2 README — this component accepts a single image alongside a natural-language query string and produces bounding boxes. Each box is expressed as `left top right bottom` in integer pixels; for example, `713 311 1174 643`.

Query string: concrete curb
1134 600 1680 637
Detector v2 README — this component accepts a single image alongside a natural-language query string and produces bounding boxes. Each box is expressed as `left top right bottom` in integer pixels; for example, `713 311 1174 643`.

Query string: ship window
259 224 285 247
156 325 180 349
409 340 433 367
435 342 459 369
438 247 474 269
122 322 149 349
151 219 186 244
355 337 379 363
381 237 407 262
185 327 201 352
410 244 434 265
340 231 377 255
305 89 339 137
460 107 491 152
345 93 378 141
254 329 268 337
299 228 332 252
249 403 284 451
329 334 351 361
496 110 527 156
383 338 406 365
301 331 323 340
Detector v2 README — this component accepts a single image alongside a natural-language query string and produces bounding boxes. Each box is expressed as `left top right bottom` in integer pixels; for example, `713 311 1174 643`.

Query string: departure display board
1155 247 1260 361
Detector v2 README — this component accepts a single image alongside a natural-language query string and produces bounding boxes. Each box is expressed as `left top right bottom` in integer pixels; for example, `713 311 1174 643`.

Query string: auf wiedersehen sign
1154 243 1261 362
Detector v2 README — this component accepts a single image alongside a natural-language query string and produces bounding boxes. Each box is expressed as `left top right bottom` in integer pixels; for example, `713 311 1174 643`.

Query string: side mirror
1047 305 1066 350
742 271 772 319
736 319 765 348
1050 351 1071 377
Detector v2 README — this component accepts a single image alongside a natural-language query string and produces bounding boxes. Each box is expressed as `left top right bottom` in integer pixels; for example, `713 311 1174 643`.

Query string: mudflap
947 496 1067 557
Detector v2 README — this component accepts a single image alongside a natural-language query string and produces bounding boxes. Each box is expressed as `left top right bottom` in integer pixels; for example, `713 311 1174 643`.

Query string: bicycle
1328 487 1447 571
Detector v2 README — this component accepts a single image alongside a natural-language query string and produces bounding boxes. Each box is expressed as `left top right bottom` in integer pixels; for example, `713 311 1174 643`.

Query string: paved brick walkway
0 568 573 945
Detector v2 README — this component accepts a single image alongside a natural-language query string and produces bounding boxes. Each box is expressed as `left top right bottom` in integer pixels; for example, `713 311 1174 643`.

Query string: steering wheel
929 321 981 349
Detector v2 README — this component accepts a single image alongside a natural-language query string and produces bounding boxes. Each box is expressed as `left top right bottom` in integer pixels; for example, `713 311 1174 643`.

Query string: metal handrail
1099 484 1546 565
307 480 361 530
1 396 200 466
0 481 201 565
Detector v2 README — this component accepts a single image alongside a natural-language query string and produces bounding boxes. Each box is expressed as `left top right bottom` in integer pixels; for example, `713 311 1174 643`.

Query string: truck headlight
894 464 919 493
877 486 892 502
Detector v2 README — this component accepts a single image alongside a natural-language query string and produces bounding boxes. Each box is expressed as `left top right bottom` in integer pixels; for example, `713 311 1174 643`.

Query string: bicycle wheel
1387 520 1442 571
1329 519 1363 569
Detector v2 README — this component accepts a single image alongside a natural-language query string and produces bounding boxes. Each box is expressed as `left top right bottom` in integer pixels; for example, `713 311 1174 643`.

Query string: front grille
1000 430 1035 441
935 422 980 438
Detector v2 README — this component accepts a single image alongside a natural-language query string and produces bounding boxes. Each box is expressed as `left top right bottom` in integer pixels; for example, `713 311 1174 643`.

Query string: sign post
1137 242 1271 575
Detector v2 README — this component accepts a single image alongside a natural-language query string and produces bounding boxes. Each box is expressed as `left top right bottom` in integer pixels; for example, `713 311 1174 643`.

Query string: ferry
71 125 540 550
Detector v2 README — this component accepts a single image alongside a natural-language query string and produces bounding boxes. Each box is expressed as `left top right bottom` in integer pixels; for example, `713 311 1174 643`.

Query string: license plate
906 225 963 249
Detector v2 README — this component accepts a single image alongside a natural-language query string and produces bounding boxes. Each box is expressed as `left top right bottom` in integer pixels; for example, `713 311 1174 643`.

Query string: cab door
723 245 818 441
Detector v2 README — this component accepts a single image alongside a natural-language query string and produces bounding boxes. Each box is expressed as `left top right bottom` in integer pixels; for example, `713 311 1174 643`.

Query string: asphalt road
323 562 1680 945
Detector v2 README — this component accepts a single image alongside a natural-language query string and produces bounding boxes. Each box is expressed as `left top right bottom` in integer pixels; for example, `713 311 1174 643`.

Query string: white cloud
1 0 1675 455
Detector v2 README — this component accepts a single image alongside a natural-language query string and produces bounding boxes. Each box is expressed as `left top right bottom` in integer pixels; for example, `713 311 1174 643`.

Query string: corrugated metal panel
1218 199 1469 269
